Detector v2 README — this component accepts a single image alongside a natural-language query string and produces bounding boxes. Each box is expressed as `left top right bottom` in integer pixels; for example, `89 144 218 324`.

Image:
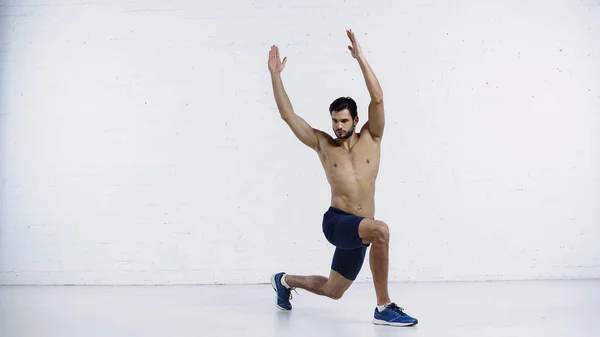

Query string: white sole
373 318 418 327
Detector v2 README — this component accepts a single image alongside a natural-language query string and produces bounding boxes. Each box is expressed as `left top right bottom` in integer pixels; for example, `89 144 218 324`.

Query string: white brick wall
1 0 599 285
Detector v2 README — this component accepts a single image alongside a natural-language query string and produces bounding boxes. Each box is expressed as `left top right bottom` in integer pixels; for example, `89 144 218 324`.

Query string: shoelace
386 303 406 315
288 287 299 300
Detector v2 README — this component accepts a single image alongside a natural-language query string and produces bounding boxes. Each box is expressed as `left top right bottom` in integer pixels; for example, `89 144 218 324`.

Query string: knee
326 288 345 300
374 221 389 245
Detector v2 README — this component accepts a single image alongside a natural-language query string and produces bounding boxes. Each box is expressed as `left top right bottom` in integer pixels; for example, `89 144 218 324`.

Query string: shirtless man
267 30 418 327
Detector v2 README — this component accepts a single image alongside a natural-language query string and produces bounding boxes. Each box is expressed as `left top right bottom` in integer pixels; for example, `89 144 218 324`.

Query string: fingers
346 29 354 42
270 45 281 59
282 56 287 67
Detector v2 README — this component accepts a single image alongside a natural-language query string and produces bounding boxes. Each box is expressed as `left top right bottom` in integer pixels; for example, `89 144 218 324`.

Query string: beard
336 125 355 139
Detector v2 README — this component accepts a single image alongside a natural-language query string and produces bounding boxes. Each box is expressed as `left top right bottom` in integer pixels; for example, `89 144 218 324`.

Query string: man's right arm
271 73 319 150
268 45 319 150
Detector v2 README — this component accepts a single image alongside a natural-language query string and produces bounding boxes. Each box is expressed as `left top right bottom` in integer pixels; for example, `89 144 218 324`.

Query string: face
331 109 357 139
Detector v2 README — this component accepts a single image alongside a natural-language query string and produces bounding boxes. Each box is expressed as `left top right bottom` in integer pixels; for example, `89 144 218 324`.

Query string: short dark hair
329 97 357 119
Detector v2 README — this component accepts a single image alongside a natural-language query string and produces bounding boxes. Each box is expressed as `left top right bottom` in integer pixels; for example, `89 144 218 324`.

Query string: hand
346 29 364 59
268 45 287 74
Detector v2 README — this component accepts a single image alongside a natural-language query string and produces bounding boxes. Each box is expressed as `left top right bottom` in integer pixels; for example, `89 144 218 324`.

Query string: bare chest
320 140 380 180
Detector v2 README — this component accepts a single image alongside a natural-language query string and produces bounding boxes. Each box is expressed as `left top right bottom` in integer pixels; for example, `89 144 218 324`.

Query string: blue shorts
322 206 370 281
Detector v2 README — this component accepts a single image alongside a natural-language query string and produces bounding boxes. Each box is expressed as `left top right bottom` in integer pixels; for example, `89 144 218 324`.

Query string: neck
336 132 358 150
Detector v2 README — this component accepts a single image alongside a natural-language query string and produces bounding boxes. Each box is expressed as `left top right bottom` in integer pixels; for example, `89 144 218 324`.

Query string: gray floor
1 279 599 337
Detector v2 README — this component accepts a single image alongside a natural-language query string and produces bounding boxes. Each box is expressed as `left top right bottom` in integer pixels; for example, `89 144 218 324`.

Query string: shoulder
313 129 335 150
359 121 382 143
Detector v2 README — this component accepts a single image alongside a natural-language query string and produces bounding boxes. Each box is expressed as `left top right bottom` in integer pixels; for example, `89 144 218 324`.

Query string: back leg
285 269 353 300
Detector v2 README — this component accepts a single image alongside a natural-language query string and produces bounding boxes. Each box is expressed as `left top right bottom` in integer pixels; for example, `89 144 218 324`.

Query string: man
267 29 418 327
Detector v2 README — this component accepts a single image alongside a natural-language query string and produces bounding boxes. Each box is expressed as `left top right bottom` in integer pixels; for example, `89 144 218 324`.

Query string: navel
333 163 337 168
357 205 362 211
366 159 370 164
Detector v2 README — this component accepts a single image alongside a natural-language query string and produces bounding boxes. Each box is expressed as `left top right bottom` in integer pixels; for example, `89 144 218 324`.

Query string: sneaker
271 272 293 310
373 303 418 327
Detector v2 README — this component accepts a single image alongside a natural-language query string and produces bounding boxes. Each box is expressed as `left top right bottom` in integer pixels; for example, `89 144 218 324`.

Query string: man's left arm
347 29 384 139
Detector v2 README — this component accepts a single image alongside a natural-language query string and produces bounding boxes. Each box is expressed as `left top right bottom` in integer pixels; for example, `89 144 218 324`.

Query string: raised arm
268 45 320 150
347 29 384 140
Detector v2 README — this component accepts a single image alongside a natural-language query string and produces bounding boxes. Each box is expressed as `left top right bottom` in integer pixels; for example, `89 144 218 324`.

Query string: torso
316 126 381 218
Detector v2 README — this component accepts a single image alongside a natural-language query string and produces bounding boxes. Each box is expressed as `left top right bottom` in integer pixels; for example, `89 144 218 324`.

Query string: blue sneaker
271 272 294 310
373 303 418 327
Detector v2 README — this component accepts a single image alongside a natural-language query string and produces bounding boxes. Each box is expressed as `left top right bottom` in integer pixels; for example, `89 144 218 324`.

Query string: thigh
330 246 368 281
323 210 369 250
323 269 354 294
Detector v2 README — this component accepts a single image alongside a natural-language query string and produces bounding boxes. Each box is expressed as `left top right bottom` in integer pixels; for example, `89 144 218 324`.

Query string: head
329 97 358 139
